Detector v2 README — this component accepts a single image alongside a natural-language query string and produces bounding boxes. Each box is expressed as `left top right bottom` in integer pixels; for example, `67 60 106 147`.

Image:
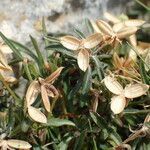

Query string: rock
0 0 130 43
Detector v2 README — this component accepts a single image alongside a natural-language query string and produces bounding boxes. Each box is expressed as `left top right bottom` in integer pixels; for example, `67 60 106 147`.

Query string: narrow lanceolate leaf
7 139 32 149
41 85 50 112
83 33 102 49
96 20 113 36
60 36 81 50
82 66 92 94
46 118 75 127
117 27 138 39
77 49 90 72
104 12 120 24
145 50 150 71
26 81 40 106
28 106 47 123
104 76 123 95
124 20 145 27
44 67 64 83
111 95 126 114
124 83 149 99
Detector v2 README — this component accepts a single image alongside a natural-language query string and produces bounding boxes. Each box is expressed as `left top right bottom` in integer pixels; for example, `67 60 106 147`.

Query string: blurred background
0 0 149 43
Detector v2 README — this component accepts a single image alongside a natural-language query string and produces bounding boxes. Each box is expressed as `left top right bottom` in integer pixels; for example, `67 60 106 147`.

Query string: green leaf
0 32 23 60
10 39 38 62
90 112 108 129
85 18 94 34
82 66 92 94
73 131 86 150
90 112 122 145
30 36 45 74
73 28 86 39
139 59 150 84
57 134 73 150
46 118 75 127
92 55 104 80
42 17 47 35
46 44 76 58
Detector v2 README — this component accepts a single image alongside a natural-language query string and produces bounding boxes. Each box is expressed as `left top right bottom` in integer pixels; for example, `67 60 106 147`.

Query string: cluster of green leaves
0 15 149 150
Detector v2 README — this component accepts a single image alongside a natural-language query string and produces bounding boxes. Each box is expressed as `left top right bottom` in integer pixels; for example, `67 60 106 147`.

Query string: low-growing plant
0 11 149 150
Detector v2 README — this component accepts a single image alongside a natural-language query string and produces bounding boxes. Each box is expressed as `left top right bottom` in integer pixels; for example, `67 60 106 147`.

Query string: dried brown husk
77 49 90 72
124 19 145 27
41 85 50 112
90 20 102 33
44 67 64 84
7 139 32 149
104 12 120 24
60 36 81 50
117 27 138 39
26 81 40 106
96 20 114 36
28 106 47 124
111 95 126 114
113 22 125 33
124 83 149 99
0 49 12 71
104 76 123 95
83 33 102 49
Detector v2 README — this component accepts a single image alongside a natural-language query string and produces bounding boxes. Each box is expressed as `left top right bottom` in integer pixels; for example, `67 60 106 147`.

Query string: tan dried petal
128 34 137 47
4 76 17 83
28 106 47 123
83 33 102 49
117 27 138 39
26 81 40 106
113 22 125 33
77 49 89 72
46 84 59 98
0 50 12 71
104 12 120 24
44 67 64 84
0 140 8 150
7 140 32 149
129 48 137 61
60 36 81 50
0 44 13 54
41 85 50 112
124 19 145 27
111 95 126 114
104 76 123 95
113 52 123 68
124 84 149 99
90 20 101 33
96 20 114 36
